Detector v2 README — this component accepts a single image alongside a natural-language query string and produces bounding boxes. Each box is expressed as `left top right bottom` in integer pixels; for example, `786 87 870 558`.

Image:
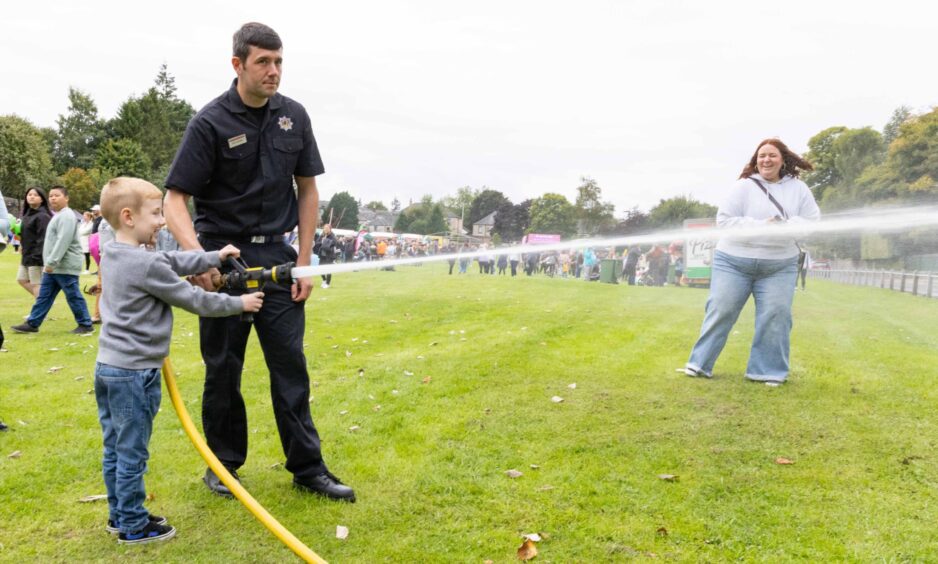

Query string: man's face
233 45 282 106
48 189 67 212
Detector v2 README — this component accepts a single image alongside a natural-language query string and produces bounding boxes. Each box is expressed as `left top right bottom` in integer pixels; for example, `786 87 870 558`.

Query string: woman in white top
682 138 820 384
78 211 94 274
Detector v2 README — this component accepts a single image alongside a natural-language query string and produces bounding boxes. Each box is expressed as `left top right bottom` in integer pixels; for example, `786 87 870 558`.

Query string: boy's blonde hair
100 177 163 228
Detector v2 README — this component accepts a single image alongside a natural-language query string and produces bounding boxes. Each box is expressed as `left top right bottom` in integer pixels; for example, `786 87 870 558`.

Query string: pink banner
522 233 562 245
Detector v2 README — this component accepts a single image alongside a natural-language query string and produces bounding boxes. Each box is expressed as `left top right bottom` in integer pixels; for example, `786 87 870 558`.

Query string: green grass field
1 250 937 563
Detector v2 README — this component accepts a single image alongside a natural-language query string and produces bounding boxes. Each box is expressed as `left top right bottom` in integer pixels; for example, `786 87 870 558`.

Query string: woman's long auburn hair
739 138 813 180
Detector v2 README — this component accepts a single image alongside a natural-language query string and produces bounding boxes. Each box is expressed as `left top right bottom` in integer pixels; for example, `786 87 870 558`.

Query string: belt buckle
250 235 265 244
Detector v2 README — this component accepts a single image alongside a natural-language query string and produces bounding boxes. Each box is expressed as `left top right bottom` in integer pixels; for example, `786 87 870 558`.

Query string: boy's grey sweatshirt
97 242 243 370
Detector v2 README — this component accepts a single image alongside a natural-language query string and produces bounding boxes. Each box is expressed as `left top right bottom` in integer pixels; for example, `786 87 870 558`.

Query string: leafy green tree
96 138 152 178
803 126 847 201
612 206 650 235
111 64 195 174
492 199 531 242
528 193 576 237
833 127 884 185
52 87 106 173
365 200 387 211
322 191 359 229
441 185 478 223
0 115 55 199
882 105 911 148
58 167 109 212
394 195 446 234
647 195 717 229
468 188 510 227
574 176 615 235
853 107 938 204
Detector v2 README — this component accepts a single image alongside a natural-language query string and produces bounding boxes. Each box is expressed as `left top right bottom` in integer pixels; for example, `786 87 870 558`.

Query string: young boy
95 177 264 544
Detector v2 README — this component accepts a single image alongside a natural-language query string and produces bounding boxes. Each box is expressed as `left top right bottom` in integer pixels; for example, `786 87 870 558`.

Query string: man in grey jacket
12 185 94 334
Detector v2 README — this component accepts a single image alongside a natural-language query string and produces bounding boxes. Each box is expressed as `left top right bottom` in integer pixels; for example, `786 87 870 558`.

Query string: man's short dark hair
50 184 68 197
233 22 282 61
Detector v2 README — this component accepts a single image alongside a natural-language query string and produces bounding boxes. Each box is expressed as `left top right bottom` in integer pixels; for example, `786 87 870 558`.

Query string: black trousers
320 256 334 285
198 237 326 480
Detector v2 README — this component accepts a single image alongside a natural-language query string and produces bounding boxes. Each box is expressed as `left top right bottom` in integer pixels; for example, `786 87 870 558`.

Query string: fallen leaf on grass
336 525 349 540
517 538 537 560
17 420 27 426
74 376 84 381
269 462 283 469
656 527 668 537
404 370 414 376
551 396 564 403
392 389 400 395
505 469 523 478
657 474 678 482
78 494 108 503
8 451 22 459
389 320 398 324
340 410 349 415
357 368 365 377
775 457 795 465
331 345 339 349
146 492 156 502
568 383 577 389
48 347 60 351
524 533 542 542
373 405 382 411
48 366 64 373
349 425 360 432
351 337 359 342
536 485 555 491
429 341 439 347
422 376 432 384
901 455 923 465
345 351 352 358
530 464 540 470
417 355 425 360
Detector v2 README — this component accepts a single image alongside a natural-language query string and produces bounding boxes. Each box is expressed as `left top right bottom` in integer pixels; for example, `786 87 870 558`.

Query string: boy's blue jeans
94 363 161 533
26 273 92 328
686 251 799 382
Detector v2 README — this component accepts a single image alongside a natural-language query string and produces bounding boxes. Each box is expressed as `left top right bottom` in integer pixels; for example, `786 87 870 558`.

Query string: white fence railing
809 269 938 299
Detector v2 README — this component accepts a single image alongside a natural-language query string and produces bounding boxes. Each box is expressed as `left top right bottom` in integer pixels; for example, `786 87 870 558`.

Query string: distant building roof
474 210 497 226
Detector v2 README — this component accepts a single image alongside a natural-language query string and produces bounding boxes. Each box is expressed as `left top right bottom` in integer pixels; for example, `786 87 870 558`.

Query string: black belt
199 233 286 244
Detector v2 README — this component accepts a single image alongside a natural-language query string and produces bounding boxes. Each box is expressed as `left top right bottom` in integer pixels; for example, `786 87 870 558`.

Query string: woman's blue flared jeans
686 251 799 382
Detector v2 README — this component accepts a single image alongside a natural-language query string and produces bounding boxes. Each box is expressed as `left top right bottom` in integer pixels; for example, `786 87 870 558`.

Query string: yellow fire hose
162 358 327 564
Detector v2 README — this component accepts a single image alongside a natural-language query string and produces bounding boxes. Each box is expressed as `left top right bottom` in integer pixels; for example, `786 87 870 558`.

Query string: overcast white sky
2 1 935 213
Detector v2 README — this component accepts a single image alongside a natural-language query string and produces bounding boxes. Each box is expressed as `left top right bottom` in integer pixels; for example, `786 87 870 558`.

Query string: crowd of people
438 242 686 286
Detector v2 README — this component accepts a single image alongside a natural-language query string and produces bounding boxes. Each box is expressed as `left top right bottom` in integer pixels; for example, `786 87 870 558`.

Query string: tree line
0 64 193 212
3 68 934 246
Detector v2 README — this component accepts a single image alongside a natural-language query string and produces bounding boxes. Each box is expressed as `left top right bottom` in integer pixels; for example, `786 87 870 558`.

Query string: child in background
95 177 264 544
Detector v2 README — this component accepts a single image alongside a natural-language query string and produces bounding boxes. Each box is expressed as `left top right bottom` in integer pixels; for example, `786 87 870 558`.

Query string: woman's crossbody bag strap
750 177 806 267
750 177 788 219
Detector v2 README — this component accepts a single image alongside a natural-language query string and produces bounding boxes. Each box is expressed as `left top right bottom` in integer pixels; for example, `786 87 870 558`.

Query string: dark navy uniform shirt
165 79 324 236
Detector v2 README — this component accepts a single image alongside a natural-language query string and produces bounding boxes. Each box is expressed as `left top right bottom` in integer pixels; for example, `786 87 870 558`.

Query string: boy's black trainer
106 514 168 534
10 323 37 333
117 521 176 545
